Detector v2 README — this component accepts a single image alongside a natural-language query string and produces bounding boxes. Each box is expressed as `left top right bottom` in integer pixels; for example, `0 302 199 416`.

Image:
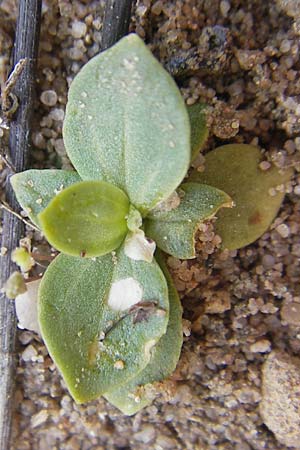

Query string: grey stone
260 351 300 448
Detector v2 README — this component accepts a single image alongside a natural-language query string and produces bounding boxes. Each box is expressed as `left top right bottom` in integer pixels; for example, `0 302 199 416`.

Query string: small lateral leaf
105 251 183 415
188 103 209 162
38 180 130 257
63 33 190 214
189 144 293 250
10 169 81 226
145 183 232 259
38 245 169 403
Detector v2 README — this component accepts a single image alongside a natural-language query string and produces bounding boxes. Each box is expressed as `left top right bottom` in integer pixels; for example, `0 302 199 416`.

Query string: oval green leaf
105 251 183 415
38 180 130 257
10 169 81 226
38 246 169 403
144 183 232 259
189 144 293 250
188 103 209 162
63 34 190 214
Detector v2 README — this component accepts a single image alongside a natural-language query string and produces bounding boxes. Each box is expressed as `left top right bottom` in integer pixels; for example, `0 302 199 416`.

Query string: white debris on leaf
144 339 156 361
124 230 156 263
15 279 41 335
107 277 143 311
152 190 181 213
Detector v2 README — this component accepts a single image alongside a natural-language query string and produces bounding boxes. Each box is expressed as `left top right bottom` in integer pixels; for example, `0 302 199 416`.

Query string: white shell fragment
107 277 143 311
15 279 41 335
124 230 156 263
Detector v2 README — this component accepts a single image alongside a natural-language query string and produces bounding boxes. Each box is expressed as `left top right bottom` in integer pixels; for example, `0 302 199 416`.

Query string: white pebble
72 21 87 39
276 223 290 238
31 410 49 428
21 344 38 362
250 339 271 353
294 185 300 195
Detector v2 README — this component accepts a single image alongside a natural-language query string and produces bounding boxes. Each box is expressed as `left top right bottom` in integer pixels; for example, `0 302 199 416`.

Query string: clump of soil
0 0 300 449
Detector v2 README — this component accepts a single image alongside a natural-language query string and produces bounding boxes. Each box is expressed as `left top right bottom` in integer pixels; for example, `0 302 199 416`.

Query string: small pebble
281 302 300 326
30 410 49 428
0 246 7 256
262 254 275 268
182 319 192 337
40 90 57 106
21 344 38 362
49 108 64 121
220 0 230 17
32 132 46 149
294 185 300 195
151 0 163 15
71 21 87 39
259 161 271 171
205 291 231 314
261 351 300 448
250 339 271 353
276 223 290 238
280 39 291 53
18 331 34 345
134 425 156 444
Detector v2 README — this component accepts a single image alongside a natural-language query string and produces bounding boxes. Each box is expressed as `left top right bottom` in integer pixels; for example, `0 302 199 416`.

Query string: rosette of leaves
11 34 231 413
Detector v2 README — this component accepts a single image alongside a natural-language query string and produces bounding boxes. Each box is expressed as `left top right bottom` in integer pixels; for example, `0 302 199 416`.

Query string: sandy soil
1 0 300 449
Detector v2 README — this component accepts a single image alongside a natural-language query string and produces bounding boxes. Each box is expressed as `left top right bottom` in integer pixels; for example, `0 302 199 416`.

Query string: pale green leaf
11 247 34 272
189 144 293 250
144 183 232 259
63 33 190 214
4 271 26 299
10 169 81 226
105 251 183 415
38 245 169 403
38 180 130 257
188 103 209 161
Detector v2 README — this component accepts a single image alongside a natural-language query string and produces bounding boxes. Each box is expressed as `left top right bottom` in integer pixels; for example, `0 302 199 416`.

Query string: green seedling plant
11 34 292 415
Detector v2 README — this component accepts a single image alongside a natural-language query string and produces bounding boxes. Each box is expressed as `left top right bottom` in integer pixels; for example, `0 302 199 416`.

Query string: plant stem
0 1 41 448
102 0 134 50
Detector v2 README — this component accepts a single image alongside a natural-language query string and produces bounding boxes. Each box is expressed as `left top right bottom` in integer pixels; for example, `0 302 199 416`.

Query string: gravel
0 0 299 449
261 351 300 448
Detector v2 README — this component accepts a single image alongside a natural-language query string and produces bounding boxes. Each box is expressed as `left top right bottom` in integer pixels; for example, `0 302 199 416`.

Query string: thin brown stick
0 155 16 174
0 1 42 448
0 202 40 232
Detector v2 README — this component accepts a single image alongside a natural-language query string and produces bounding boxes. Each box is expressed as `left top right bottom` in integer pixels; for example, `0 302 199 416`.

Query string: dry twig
0 1 41 448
